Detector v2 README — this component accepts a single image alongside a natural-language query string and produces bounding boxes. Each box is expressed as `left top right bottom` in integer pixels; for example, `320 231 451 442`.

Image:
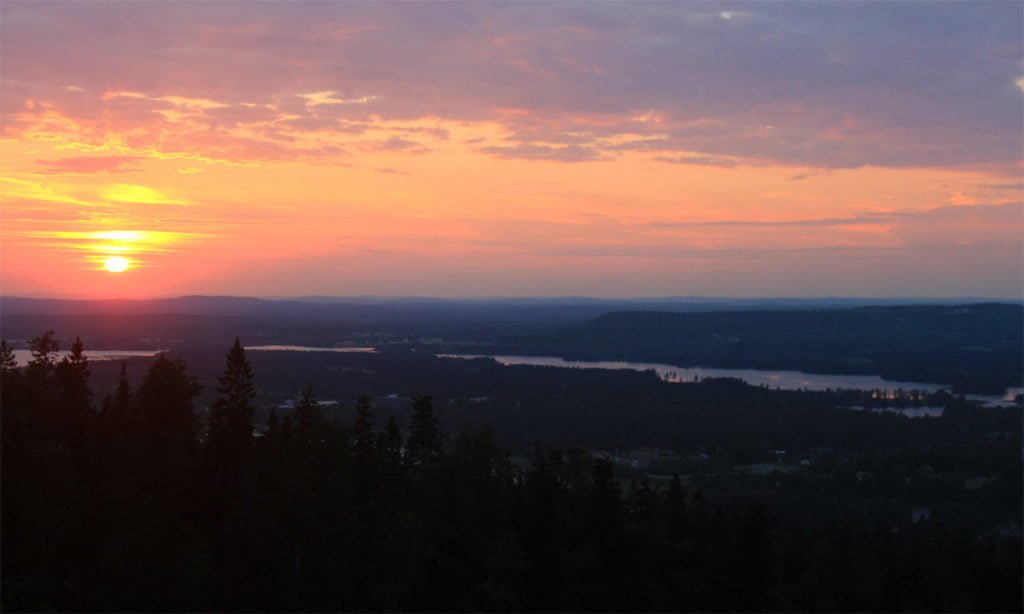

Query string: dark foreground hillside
2 334 1021 612
495 304 1024 393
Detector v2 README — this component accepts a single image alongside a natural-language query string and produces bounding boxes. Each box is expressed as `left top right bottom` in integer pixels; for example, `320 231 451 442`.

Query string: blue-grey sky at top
3 1 1021 168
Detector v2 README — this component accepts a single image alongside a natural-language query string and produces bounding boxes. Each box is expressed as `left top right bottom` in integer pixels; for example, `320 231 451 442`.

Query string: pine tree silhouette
206 337 256 481
406 394 440 466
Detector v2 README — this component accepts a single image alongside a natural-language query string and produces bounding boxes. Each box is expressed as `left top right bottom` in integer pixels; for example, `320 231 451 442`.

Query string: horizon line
2 293 1022 303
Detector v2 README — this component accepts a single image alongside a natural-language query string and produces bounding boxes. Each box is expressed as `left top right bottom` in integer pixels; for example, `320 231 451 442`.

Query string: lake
245 345 376 353
39 345 1010 408
10 344 375 366
11 349 164 366
10 345 1016 412
441 354 1022 408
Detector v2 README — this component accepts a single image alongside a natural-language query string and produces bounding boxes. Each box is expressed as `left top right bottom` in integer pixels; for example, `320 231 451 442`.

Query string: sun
103 256 130 273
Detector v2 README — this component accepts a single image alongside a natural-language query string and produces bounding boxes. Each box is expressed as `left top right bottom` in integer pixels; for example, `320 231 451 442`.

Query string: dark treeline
85 349 1023 537
2 334 1021 612
149 349 1022 459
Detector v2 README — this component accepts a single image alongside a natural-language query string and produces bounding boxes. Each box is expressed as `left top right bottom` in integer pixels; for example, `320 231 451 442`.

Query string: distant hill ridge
2 295 1017 317
493 303 1024 394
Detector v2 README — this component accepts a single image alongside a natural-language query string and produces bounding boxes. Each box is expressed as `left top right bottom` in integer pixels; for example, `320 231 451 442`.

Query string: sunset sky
1 1 1021 299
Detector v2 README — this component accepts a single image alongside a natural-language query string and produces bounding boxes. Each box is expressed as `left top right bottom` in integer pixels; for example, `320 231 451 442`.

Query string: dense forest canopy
2 333 1021 611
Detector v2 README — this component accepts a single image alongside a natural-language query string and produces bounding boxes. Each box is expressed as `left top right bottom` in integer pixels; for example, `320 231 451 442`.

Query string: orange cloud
35 156 143 174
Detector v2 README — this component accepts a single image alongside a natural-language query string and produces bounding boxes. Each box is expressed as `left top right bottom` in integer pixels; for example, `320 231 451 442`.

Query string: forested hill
4 335 1021 611
494 304 1024 394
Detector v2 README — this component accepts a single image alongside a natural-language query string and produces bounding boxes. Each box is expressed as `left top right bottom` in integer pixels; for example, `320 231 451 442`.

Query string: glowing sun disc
103 256 130 273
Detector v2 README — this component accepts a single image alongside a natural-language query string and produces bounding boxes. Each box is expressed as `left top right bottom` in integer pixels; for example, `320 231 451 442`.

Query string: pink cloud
2 3 1020 169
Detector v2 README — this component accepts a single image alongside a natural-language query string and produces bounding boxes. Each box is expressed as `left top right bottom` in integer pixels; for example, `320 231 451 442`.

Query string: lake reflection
441 354 1021 407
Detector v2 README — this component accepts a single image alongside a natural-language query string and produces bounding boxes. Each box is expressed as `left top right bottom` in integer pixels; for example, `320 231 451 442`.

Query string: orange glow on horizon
2 118 1020 298
1 4 1020 298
